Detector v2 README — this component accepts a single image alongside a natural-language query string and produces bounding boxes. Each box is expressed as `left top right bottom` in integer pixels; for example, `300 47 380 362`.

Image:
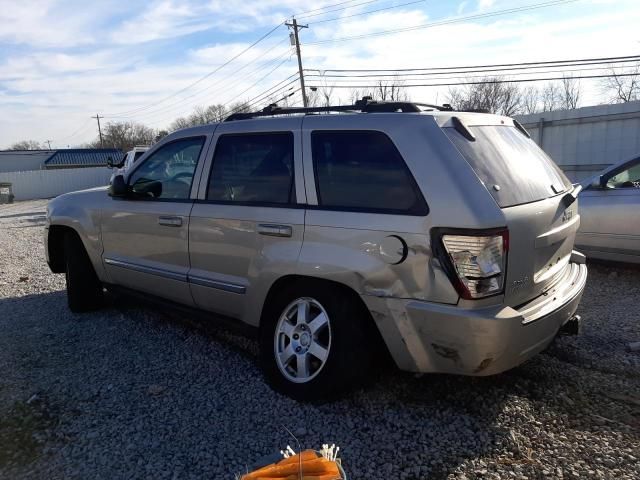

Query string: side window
606 162 640 189
311 130 427 214
207 132 294 204
128 137 205 200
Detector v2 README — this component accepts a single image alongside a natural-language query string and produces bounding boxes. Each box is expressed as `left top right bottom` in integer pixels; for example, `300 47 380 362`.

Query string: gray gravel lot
1 199 639 480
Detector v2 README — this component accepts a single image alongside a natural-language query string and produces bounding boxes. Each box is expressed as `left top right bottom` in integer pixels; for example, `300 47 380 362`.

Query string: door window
207 132 294 204
128 137 205 200
606 161 640 189
311 130 427 214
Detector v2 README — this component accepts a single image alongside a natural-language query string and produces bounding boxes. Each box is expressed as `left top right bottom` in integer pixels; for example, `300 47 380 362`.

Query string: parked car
45 99 587 400
577 154 640 264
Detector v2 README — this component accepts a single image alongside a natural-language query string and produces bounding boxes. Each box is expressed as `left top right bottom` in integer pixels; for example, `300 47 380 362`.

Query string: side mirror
590 176 604 189
108 174 128 197
107 156 125 169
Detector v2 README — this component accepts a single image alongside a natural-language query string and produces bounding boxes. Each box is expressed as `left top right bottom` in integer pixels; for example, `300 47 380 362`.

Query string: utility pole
285 18 309 107
45 140 52 149
92 114 104 147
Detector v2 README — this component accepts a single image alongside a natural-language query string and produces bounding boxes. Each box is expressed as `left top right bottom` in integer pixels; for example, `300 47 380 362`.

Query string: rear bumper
363 258 588 375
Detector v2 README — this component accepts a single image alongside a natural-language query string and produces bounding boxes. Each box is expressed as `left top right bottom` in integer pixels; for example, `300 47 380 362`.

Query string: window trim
204 131 297 207
126 135 207 202
310 129 429 216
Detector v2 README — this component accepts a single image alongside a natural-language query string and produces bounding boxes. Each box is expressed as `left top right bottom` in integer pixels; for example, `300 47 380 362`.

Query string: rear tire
64 232 103 312
259 280 374 401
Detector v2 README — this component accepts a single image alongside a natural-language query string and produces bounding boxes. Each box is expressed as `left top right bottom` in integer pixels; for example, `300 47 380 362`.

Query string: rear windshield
444 125 571 208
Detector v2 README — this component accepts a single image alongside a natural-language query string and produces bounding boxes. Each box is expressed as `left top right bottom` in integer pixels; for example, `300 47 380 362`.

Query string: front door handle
158 216 183 227
257 224 292 237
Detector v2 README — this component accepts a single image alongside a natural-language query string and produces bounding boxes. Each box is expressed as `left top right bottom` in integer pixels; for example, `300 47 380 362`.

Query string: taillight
437 229 509 299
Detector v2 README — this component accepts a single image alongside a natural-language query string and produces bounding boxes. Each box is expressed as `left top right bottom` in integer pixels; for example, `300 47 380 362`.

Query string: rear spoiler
562 184 583 208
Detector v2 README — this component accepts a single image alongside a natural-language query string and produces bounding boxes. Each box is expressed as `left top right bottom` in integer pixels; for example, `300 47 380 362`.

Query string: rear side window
444 125 572 208
207 132 294 205
311 130 427 215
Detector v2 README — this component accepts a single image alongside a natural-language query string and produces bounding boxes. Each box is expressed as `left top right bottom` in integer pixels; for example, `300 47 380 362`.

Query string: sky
0 0 639 148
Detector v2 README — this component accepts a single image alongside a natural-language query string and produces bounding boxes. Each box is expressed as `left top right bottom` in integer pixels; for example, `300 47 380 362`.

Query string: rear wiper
562 184 583 207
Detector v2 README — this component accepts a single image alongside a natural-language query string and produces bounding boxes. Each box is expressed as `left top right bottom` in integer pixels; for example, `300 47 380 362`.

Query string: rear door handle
257 224 292 237
158 216 183 227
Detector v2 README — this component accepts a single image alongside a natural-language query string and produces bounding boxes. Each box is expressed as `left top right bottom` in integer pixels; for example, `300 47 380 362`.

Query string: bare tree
88 121 155 152
264 89 297 108
8 140 43 150
227 101 251 114
154 130 169 143
541 82 561 112
521 85 540 114
348 78 409 105
308 86 335 107
560 75 580 109
318 85 335 106
447 77 521 115
372 79 409 102
601 63 640 103
171 104 229 131
349 88 369 104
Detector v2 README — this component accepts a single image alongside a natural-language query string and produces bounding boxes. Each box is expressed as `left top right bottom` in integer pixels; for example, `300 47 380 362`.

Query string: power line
296 0 381 20
106 43 293 122
292 0 374 18
310 0 427 24
306 65 626 85
304 57 640 82
306 71 640 88
106 23 286 117
307 54 640 74
147 72 300 127
218 60 297 111
230 79 301 113
52 118 94 143
305 0 581 45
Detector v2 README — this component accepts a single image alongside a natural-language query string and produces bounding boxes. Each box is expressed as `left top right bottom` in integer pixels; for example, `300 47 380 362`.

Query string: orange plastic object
242 450 342 480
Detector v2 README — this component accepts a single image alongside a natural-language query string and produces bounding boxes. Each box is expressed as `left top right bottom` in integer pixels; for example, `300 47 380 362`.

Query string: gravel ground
0 199 639 480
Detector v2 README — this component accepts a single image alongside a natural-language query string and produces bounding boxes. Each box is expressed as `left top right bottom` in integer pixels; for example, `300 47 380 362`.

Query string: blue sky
0 0 639 148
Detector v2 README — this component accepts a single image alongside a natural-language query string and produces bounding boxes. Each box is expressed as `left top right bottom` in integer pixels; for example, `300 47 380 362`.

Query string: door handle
257 224 292 237
158 216 183 227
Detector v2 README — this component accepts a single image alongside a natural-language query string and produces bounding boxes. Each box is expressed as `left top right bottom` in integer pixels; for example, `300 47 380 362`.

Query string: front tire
64 232 103 312
259 281 374 401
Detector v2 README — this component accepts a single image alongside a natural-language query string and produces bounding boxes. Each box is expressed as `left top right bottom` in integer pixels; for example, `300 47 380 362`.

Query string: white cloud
1 0 640 147
110 0 212 44
477 0 495 11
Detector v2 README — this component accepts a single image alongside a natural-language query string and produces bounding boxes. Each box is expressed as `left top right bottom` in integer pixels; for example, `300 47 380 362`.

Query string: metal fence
516 100 640 182
0 167 112 201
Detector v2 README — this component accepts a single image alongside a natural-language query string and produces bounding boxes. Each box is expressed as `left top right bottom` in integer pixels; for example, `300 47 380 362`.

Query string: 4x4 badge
562 209 574 223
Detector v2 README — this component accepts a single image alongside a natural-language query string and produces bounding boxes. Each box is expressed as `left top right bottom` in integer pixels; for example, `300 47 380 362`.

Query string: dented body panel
363 257 587 374
46 110 588 377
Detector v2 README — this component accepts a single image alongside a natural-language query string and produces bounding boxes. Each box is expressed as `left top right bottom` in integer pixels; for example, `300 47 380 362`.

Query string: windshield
444 125 572 208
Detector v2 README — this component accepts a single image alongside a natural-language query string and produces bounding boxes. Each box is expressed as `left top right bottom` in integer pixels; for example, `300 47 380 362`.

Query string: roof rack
224 96 454 121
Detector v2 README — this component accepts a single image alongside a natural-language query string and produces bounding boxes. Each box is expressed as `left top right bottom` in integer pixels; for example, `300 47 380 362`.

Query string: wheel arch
47 225 79 273
259 274 391 361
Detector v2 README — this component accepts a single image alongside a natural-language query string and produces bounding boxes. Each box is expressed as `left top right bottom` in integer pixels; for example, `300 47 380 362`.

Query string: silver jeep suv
45 99 587 400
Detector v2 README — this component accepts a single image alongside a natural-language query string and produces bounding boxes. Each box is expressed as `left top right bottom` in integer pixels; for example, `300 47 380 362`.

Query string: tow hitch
559 314 582 336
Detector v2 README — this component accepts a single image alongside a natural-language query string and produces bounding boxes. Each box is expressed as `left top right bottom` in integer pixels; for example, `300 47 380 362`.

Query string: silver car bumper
363 260 588 375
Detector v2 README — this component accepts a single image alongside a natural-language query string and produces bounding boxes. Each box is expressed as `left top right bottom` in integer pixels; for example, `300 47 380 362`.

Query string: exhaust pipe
559 314 582 336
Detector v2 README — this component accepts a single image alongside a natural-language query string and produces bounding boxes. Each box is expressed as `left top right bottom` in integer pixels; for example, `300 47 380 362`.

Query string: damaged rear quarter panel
296 220 459 304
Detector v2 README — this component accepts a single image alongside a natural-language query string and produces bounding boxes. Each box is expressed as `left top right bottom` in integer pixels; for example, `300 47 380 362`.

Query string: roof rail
224 97 454 121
